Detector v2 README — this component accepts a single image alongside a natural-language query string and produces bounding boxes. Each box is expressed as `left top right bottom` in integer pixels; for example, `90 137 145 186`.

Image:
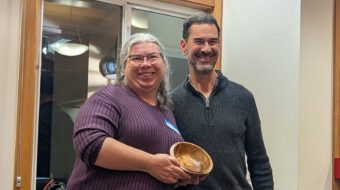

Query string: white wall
0 0 22 189
299 0 333 189
222 0 333 190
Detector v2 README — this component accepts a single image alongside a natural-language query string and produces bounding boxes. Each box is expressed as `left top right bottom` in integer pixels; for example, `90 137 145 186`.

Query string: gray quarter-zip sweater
171 71 273 190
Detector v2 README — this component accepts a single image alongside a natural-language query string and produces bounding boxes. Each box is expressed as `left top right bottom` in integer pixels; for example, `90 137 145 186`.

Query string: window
131 9 188 89
37 1 123 188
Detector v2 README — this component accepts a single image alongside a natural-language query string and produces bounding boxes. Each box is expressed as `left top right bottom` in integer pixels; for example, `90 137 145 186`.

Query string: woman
67 33 192 189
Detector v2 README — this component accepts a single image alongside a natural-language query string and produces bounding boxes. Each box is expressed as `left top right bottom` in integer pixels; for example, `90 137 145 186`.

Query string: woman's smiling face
124 42 165 96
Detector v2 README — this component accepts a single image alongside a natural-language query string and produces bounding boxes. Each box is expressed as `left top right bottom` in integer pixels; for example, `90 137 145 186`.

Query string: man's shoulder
216 71 251 95
224 79 253 97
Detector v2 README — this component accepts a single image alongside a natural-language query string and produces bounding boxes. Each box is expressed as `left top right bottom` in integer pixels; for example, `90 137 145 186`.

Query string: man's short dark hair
182 13 220 41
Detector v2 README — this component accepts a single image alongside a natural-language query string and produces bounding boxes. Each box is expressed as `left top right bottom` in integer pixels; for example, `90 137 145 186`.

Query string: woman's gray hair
116 33 172 111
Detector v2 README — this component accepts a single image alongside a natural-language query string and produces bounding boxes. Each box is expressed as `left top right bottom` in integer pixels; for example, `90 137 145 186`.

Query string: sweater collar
184 70 228 94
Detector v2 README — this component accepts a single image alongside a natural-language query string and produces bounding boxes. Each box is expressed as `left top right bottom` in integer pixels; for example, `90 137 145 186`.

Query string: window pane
131 9 188 89
37 0 122 188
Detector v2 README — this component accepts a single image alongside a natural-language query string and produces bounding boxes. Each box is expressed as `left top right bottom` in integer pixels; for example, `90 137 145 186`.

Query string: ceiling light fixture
54 4 89 56
55 43 89 56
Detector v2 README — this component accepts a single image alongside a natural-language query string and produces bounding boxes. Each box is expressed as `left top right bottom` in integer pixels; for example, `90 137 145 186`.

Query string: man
171 13 274 190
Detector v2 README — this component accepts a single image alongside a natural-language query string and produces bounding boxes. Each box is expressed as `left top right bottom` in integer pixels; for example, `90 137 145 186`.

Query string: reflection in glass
37 0 122 189
99 56 116 80
131 9 188 89
54 42 89 56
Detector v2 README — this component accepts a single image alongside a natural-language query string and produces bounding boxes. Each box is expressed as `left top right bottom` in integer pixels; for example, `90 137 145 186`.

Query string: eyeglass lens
128 53 162 64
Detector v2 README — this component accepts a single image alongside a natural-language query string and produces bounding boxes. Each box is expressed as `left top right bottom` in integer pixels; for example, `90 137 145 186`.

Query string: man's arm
244 94 274 190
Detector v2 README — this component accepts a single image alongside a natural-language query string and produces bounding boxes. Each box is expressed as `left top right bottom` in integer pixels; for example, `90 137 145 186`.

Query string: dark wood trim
14 0 42 189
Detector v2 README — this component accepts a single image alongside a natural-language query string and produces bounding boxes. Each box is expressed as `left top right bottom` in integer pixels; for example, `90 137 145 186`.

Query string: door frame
334 1 340 189
14 0 42 189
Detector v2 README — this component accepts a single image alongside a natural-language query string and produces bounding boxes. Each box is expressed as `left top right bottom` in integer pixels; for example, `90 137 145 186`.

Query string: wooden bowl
170 142 213 176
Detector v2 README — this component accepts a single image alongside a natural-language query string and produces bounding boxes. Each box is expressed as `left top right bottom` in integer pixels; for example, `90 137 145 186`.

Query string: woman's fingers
169 155 181 167
169 155 192 179
145 154 191 184
190 176 200 185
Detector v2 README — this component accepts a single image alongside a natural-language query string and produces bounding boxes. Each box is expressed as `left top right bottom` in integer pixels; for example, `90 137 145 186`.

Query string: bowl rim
170 142 213 175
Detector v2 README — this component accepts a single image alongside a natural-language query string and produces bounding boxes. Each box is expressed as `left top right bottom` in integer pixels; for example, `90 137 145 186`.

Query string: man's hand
177 173 209 186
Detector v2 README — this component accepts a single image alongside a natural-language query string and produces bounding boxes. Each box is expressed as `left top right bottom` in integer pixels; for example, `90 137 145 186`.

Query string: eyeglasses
128 53 163 65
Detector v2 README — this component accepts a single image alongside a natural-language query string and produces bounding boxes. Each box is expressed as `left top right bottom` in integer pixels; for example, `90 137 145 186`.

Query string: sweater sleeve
73 98 121 166
244 94 274 190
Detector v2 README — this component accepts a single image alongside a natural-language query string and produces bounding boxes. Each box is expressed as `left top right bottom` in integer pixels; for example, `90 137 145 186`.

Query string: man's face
181 23 219 74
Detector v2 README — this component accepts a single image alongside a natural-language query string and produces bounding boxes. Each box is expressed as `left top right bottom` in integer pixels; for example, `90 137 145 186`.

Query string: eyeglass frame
127 52 164 65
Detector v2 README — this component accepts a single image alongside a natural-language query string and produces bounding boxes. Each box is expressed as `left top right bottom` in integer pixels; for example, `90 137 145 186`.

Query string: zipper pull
206 99 210 108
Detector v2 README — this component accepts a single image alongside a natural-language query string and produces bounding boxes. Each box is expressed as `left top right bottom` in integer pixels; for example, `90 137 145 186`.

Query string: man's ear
180 39 187 55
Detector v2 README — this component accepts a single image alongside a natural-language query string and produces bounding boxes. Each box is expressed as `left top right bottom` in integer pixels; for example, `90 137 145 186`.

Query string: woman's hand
95 138 195 184
143 154 192 184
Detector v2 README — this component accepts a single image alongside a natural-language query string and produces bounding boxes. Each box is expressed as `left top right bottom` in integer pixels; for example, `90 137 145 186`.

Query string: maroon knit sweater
67 85 183 190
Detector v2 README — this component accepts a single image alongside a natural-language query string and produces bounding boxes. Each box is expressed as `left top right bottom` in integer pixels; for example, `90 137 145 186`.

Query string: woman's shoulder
97 84 125 93
88 84 129 103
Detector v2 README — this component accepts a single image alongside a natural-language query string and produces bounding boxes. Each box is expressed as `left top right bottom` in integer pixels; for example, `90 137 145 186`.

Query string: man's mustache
195 50 217 57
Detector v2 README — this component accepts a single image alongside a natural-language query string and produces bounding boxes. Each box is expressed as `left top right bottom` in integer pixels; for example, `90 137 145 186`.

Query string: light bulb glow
55 43 89 56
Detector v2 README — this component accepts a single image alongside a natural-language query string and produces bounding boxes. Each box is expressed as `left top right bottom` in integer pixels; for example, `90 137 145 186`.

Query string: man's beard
190 51 217 74
190 59 215 74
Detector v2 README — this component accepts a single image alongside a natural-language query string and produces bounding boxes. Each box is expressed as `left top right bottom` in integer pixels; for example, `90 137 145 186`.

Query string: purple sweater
67 85 183 190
